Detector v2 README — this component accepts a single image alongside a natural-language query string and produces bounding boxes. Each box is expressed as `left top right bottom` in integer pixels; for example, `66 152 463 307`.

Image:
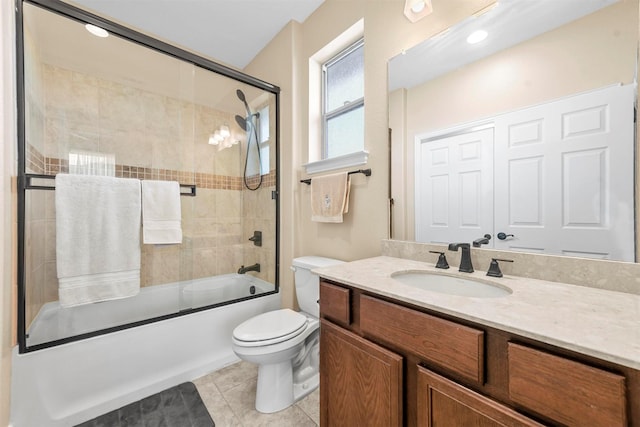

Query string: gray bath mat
75 382 215 427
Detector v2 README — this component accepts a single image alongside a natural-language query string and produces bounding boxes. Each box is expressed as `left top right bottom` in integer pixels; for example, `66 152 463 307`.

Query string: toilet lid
233 309 307 346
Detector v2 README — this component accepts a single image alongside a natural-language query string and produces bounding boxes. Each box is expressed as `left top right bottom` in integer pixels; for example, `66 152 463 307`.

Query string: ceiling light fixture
85 24 109 38
404 0 433 23
411 0 425 13
467 30 488 44
208 124 235 148
208 130 222 146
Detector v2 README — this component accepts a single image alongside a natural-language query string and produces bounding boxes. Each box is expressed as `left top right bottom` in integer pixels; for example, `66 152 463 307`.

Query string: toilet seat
233 309 308 347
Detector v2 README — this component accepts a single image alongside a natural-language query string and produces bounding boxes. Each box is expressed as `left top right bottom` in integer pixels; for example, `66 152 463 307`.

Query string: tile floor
193 361 320 427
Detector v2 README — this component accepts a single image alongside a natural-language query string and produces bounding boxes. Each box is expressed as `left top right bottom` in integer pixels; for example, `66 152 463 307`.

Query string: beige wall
1 0 15 422
244 0 496 308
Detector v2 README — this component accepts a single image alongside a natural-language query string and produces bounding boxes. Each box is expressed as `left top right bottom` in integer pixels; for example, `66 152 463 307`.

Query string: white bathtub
11 274 280 427
26 273 272 346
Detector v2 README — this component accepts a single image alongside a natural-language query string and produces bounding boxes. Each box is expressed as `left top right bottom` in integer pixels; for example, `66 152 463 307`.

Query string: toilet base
293 371 319 402
254 364 320 414
256 361 294 413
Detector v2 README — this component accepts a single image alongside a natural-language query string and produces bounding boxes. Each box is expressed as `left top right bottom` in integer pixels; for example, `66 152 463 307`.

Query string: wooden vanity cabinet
417 366 544 427
319 279 640 427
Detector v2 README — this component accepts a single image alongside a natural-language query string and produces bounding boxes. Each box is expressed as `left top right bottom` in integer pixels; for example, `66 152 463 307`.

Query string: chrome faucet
238 263 260 274
447 243 474 273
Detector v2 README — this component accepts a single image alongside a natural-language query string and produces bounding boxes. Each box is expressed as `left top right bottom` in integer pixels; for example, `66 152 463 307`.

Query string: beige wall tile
216 190 242 218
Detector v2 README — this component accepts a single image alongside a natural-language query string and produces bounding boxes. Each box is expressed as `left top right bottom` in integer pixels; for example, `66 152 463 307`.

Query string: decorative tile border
26 143 275 190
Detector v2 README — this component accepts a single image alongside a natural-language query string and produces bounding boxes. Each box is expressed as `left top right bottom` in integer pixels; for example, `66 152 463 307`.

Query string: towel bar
22 173 197 196
300 168 371 185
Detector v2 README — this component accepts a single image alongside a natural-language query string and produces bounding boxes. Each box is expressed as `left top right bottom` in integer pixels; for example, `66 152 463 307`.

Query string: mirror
20 1 279 350
388 0 638 262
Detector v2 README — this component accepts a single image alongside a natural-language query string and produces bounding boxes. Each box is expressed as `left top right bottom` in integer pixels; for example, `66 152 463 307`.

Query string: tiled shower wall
23 29 48 328
23 41 276 327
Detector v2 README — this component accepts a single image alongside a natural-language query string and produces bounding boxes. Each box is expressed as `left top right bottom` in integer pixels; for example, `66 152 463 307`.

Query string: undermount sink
391 271 512 298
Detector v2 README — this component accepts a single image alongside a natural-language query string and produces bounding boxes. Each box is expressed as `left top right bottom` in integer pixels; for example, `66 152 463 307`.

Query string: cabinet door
417 366 543 427
320 319 403 427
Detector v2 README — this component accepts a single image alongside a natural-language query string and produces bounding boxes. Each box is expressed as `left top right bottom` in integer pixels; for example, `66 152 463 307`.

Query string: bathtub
11 274 280 427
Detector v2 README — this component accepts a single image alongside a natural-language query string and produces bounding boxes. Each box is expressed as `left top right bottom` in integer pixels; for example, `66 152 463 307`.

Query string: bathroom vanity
316 256 640 426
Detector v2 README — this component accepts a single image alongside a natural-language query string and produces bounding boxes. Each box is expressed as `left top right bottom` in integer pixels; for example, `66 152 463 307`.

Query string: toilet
231 256 344 413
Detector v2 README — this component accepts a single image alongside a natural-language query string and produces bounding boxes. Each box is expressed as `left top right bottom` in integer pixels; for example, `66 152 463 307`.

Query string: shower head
235 115 248 131
236 89 247 103
236 89 251 117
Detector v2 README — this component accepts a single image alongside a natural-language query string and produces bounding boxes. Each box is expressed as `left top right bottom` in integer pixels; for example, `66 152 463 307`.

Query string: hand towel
141 180 183 244
310 172 351 223
55 174 141 307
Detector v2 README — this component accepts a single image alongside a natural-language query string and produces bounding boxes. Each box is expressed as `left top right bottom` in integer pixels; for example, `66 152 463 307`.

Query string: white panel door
493 84 635 260
415 128 494 245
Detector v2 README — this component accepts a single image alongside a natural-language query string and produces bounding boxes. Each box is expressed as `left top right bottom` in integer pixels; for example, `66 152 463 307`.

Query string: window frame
321 38 364 160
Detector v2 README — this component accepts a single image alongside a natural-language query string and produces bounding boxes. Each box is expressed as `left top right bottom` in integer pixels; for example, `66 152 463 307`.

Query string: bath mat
75 382 215 427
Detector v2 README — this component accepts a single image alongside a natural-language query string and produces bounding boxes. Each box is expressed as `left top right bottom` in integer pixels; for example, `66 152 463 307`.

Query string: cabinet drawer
508 343 627 427
319 281 351 326
360 295 484 383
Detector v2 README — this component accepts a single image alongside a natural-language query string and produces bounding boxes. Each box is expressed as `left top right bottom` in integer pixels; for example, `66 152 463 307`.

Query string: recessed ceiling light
411 0 426 13
404 0 433 23
85 24 109 38
467 30 488 44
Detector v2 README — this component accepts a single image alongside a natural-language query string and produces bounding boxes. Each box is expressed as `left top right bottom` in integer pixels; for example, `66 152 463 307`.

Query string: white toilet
231 256 344 413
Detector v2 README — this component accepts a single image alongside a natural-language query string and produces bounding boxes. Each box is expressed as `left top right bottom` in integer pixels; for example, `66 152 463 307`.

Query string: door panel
494 84 634 260
415 128 494 244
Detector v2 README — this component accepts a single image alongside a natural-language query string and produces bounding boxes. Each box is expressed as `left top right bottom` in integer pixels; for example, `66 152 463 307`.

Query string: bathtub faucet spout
238 263 260 274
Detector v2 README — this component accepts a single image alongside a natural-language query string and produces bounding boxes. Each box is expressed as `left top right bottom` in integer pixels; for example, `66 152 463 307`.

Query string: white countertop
314 256 640 370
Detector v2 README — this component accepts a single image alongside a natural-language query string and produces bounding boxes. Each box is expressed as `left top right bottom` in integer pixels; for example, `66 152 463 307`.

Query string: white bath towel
310 172 351 223
141 180 183 244
55 174 141 307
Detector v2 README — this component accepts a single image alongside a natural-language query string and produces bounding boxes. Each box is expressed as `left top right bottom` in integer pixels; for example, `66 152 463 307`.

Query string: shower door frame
15 0 281 353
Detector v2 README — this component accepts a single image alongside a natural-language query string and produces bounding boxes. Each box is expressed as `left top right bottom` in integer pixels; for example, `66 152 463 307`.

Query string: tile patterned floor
193 361 320 427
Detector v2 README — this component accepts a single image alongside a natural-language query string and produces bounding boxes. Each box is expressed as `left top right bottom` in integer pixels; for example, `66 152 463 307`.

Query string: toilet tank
292 256 345 317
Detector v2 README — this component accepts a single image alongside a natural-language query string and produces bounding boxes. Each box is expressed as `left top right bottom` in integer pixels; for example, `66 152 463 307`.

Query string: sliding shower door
18 0 279 352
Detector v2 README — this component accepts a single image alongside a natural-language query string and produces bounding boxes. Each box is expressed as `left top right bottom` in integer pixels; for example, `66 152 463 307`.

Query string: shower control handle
248 230 262 247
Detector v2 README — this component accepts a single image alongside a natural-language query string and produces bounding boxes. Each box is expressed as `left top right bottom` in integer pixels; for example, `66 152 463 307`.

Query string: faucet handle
486 258 513 278
429 251 449 269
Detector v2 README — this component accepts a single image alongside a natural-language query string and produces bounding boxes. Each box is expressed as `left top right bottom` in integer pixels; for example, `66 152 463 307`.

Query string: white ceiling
389 0 619 92
67 0 325 69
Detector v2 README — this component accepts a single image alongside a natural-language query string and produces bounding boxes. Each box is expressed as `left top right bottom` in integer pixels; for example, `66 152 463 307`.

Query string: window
68 150 115 176
322 39 364 159
258 105 270 175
